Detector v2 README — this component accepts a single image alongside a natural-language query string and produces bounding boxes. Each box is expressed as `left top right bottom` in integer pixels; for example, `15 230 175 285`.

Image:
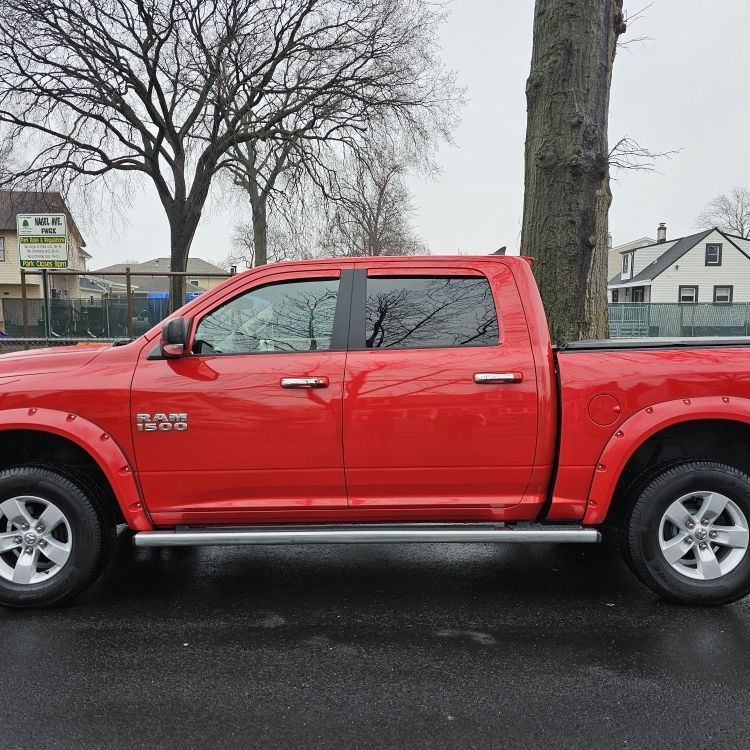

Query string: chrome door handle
280 377 329 389
474 372 523 384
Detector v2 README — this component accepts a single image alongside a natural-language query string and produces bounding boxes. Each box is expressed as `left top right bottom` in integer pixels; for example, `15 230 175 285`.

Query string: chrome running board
134 523 601 547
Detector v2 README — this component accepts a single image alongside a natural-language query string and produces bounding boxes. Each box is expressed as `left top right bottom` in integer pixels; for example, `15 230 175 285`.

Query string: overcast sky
87 0 750 268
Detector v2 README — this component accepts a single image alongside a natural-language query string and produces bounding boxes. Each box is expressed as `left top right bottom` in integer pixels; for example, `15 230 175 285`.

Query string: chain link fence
3 276 750 351
0 268 233 353
609 303 750 339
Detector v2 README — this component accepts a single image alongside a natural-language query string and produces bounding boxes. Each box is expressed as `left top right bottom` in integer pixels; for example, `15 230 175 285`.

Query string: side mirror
160 317 190 359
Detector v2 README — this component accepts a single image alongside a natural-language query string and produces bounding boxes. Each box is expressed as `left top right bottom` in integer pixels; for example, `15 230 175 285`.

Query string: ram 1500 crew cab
1 255 750 607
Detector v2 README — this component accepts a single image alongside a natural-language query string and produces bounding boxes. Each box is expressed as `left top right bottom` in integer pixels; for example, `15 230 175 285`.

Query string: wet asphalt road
2 532 750 749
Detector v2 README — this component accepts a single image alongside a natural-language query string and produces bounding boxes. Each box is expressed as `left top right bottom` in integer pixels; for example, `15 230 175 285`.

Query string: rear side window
193 278 339 354
365 276 499 349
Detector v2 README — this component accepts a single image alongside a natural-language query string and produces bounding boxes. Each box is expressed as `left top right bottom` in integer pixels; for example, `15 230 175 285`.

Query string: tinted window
365 276 499 349
194 278 339 354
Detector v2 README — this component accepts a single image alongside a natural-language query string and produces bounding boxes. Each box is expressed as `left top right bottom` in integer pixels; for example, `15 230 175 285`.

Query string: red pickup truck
1 255 750 608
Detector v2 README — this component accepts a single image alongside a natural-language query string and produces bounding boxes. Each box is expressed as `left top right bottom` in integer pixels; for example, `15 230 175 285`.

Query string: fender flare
584 395 750 525
0 407 153 531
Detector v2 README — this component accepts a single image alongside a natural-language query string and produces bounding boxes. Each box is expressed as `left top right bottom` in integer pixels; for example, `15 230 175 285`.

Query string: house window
705 243 722 265
0 236 4 262
622 253 630 275
190 279 198 286
611 289 619 303
631 287 645 302
679 286 698 303
713 285 733 303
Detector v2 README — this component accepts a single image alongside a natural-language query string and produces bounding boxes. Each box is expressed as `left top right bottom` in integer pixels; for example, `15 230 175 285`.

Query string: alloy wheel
658 490 750 581
0 496 73 585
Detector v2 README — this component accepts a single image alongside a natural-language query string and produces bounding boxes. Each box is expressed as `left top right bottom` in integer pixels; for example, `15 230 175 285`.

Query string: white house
607 233 655 281
608 225 750 304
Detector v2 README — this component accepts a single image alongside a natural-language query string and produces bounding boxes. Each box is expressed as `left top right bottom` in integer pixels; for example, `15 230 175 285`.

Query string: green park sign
16 213 69 268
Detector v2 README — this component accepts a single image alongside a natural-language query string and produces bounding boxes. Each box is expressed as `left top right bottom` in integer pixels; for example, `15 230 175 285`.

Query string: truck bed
558 336 750 352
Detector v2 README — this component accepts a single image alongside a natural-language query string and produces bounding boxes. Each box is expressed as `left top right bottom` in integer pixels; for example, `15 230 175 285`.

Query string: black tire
604 459 692 554
622 461 750 606
0 466 110 608
22 462 118 578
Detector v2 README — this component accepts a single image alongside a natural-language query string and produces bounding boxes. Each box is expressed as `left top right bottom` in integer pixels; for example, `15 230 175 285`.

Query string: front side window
714 285 733 303
0 236 5 262
611 289 619 303
365 276 499 349
632 287 645 302
705 243 722 265
679 286 698 303
193 278 339 354
622 253 630 275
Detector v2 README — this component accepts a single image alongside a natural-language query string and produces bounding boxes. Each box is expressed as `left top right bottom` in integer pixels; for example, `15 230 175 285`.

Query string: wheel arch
585 396 750 525
0 408 152 531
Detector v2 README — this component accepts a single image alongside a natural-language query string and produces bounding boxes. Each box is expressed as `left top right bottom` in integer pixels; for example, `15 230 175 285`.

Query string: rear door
342 262 538 512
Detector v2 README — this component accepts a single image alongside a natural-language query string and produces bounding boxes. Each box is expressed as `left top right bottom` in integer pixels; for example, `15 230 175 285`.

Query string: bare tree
226 140 302 268
320 145 428 258
0 0 457 309
521 0 627 341
608 137 679 174
222 1 459 269
228 206 319 269
696 187 750 239
595 136 679 280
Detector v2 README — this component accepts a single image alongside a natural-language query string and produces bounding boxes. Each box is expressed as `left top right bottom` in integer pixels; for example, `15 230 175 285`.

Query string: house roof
722 232 750 243
612 237 656 254
82 272 204 295
82 275 128 291
608 228 716 286
92 257 226 275
0 190 85 246
79 276 110 293
124 276 206 294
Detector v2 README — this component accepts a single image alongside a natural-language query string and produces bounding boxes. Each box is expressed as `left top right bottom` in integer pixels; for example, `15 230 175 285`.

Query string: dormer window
705 243 722 265
622 253 630 275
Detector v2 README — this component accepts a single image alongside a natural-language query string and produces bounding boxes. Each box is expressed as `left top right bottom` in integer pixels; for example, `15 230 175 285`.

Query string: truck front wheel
623 461 750 605
0 466 110 608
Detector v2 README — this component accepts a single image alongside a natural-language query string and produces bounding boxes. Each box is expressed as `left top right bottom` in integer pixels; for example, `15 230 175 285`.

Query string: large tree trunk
168 207 203 313
592 0 622 338
589 173 613 331
249 182 269 266
520 0 625 342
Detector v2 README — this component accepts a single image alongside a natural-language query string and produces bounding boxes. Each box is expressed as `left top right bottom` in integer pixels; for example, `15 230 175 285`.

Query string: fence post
691 303 696 336
41 268 51 344
125 266 133 339
20 268 29 348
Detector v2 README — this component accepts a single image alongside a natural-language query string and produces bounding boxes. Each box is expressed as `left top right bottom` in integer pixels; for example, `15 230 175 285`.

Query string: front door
131 268 351 526
342 263 539 514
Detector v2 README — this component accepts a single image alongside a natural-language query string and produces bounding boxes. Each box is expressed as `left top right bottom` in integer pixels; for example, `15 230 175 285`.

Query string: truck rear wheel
623 461 750 605
0 466 109 608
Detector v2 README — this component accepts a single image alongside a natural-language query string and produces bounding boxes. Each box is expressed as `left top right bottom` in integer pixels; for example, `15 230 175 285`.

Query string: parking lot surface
2 532 750 749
